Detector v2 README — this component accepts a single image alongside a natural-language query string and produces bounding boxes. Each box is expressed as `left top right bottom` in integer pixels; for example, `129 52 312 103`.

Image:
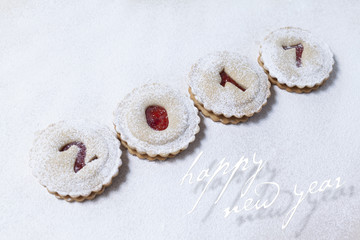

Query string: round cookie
113 83 200 160
259 27 334 93
29 121 122 202
188 51 271 124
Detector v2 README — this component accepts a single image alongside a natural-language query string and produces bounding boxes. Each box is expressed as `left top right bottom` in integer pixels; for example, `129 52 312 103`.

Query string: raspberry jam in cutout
145 105 169 131
60 141 97 173
282 43 304 67
220 70 246 92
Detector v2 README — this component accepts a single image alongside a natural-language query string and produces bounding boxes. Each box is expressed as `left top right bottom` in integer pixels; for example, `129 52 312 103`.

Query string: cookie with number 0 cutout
258 27 334 93
29 121 122 202
113 83 200 161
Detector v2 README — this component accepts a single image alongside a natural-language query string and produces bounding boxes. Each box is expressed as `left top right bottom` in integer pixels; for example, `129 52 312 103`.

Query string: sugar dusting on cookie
188 51 271 119
259 27 334 88
113 83 200 157
29 120 122 198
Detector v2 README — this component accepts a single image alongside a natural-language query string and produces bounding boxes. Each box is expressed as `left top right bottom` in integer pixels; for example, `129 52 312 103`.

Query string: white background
1 0 360 239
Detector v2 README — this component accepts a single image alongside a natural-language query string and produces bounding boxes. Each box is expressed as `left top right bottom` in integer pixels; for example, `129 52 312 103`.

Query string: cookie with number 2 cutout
29 121 122 202
258 27 334 93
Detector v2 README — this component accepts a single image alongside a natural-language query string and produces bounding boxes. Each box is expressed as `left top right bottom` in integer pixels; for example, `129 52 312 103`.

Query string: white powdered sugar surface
29 120 122 198
189 51 271 118
1 1 360 240
113 83 200 157
260 27 334 88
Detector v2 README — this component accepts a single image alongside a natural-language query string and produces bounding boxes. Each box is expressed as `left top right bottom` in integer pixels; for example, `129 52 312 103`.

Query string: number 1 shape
220 70 246 92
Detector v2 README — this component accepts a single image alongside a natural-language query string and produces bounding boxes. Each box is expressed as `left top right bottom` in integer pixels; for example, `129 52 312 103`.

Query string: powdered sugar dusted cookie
29 121 122 202
188 51 271 124
259 27 334 93
113 83 200 160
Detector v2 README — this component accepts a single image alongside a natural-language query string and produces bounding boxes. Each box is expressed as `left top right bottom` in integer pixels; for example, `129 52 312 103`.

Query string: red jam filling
219 70 246 91
282 43 304 67
60 141 92 173
145 105 169 131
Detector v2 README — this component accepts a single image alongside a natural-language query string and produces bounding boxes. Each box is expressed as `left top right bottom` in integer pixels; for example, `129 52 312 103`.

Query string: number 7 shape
282 43 304 67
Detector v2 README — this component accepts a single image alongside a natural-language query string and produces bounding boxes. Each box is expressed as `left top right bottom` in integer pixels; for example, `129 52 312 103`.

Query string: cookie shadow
314 55 338 93
247 85 277 124
167 114 206 163
92 144 130 202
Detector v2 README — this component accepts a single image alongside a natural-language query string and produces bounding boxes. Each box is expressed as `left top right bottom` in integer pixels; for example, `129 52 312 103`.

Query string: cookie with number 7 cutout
258 27 334 93
29 121 122 202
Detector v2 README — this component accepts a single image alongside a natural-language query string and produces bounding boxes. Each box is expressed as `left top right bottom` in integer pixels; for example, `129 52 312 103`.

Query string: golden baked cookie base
46 172 118 202
116 133 180 161
257 55 326 93
188 88 249 124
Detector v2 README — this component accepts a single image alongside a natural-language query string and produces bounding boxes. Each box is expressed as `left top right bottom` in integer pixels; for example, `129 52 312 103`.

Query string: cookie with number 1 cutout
29 121 122 202
258 27 334 93
188 51 271 124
